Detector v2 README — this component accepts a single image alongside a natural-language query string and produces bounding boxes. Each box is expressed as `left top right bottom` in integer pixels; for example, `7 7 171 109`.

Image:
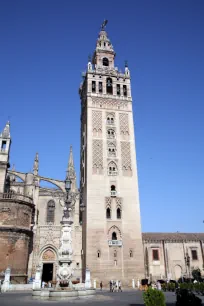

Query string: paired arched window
107 115 114 125
108 161 117 176
107 129 115 139
103 57 109 66
108 143 116 157
117 207 121 219
47 200 55 223
106 78 113 94
106 207 111 219
112 232 117 240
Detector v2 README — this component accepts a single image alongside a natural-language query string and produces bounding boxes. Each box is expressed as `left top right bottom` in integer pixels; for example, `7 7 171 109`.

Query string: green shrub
143 287 166 306
176 289 202 306
199 282 204 295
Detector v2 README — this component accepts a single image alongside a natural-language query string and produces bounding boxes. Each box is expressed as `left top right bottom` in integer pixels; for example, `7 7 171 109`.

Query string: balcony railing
110 191 117 197
0 193 33 204
108 240 122 246
0 148 7 153
108 171 117 176
107 135 115 139
108 152 116 157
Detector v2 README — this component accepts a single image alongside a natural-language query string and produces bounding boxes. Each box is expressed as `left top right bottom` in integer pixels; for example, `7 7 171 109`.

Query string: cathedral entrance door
42 263 53 282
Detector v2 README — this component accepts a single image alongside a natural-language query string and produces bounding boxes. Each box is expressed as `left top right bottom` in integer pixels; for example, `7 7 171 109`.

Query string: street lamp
65 177 71 193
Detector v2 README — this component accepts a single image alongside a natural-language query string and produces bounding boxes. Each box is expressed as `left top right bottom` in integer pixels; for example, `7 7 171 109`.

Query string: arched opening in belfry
103 57 109 66
106 78 113 94
106 207 111 219
117 207 121 219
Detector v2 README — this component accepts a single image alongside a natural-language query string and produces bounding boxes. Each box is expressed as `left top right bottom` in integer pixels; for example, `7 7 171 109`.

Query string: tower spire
0 121 10 139
66 146 76 181
33 152 39 176
92 22 115 68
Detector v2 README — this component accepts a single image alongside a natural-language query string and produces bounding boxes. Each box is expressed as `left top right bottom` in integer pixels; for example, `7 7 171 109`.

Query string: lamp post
185 251 191 279
56 175 80 287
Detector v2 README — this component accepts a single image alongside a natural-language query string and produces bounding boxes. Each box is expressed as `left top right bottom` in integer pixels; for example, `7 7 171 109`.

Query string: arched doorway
174 265 182 280
41 249 56 283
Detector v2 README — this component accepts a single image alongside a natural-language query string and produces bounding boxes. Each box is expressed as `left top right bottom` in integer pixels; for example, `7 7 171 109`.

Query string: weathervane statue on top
101 19 108 30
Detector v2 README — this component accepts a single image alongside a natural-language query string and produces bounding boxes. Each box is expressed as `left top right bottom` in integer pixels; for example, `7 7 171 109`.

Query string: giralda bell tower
79 21 144 286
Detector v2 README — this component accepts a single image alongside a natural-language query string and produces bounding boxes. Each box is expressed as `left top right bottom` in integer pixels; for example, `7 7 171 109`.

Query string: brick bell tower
79 21 144 286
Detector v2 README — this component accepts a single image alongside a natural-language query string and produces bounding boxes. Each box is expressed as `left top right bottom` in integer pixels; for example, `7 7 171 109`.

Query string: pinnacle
0 121 11 139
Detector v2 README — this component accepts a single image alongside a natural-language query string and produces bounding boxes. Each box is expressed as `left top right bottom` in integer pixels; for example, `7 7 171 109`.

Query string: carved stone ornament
42 249 56 261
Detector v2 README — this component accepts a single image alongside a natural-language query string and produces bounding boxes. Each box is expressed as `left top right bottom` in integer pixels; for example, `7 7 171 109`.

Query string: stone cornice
0 226 33 236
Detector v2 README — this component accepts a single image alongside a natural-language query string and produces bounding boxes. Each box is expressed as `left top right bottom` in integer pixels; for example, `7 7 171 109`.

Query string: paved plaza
1 290 204 306
0 290 176 306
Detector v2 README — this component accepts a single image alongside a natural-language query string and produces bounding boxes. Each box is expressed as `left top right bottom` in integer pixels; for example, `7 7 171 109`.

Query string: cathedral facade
0 27 203 287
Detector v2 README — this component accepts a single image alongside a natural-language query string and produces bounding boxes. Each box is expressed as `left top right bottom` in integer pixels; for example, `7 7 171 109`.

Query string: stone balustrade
0 192 33 204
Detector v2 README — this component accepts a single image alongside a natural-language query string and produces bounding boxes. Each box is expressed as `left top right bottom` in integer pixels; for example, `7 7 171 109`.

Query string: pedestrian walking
109 280 112 292
100 281 103 290
118 280 122 292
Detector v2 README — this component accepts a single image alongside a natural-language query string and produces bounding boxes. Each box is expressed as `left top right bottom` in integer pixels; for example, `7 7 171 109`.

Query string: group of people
42 281 52 288
108 280 122 292
99 280 122 292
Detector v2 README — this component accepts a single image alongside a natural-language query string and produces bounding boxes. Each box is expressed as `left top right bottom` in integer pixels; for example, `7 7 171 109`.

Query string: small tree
143 287 166 306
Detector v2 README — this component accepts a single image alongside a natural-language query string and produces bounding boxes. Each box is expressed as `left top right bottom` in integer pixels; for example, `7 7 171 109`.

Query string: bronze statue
101 19 108 30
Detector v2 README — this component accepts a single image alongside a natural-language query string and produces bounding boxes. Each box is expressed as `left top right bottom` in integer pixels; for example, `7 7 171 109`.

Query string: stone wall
0 195 34 283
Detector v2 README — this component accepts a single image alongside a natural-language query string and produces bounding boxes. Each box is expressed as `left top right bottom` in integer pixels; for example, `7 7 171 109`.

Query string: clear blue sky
0 0 204 233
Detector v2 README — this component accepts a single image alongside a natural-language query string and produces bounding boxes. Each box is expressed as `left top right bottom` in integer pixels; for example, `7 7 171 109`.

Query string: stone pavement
0 290 179 306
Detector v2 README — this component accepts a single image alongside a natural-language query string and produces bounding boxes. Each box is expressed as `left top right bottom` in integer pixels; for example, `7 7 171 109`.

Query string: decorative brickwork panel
92 139 103 175
116 197 123 208
119 113 129 137
121 142 132 176
105 197 112 207
92 110 102 137
92 97 128 110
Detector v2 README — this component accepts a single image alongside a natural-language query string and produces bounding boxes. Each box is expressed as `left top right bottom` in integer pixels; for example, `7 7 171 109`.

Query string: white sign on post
2 267 11 292
85 268 91 289
33 265 42 290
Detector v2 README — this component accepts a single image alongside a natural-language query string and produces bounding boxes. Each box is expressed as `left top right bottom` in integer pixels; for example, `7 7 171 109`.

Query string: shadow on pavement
129 304 176 306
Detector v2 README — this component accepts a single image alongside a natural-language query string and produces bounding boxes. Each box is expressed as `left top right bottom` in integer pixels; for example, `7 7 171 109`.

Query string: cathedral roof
142 232 204 242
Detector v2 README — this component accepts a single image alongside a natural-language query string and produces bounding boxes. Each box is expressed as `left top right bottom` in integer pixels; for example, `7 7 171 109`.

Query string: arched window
108 143 116 157
107 129 115 139
112 232 117 240
47 200 55 223
106 207 111 219
117 207 121 219
106 78 113 94
107 114 114 125
103 57 109 66
114 250 117 257
108 161 117 176
130 250 133 258
111 185 116 197
97 250 101 258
